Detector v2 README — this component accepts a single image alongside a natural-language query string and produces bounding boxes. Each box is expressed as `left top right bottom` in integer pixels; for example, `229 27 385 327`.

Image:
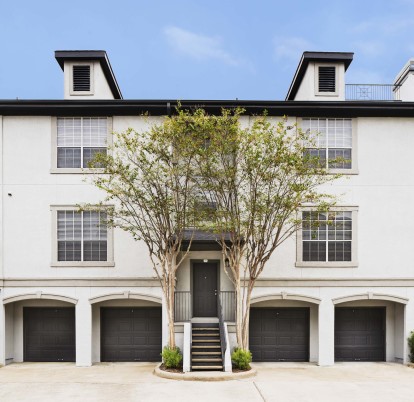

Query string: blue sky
1 0 414 100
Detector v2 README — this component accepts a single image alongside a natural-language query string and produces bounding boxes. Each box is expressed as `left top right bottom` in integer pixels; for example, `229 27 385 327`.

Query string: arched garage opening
333 293 408 363
249 293 321 363
3 293 77 363
89 292 162 363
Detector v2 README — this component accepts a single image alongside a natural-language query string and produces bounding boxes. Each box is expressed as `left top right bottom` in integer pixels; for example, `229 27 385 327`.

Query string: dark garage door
101 307 162 362
24 307 75 362
335 307 385 362
249 308 309 362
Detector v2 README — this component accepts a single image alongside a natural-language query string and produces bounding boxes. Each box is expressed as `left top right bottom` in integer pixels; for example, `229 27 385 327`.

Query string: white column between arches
318 299 335 365
76 291 92 367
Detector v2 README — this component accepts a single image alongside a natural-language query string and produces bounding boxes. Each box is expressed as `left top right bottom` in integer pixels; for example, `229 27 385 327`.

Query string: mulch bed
159 363 184 373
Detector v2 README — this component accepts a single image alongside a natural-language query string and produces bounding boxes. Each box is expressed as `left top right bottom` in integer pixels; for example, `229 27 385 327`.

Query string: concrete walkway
0 362 413 401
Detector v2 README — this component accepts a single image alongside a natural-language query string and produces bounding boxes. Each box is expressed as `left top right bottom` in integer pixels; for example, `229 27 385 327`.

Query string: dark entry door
193 262 218 316
101 307 162 362
335 307 385 361
249 308 310 362
24 307 76 362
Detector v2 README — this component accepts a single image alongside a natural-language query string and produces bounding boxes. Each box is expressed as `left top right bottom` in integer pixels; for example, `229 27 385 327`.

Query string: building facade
0 50 414 368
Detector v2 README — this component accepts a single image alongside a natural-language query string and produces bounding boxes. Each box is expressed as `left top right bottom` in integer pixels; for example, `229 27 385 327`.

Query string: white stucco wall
2 87 414 366
294 62 345 101
63 61 114 100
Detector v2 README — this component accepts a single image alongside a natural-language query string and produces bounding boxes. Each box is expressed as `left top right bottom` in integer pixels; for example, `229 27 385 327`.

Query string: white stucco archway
332 292 409 363
3 292 78 305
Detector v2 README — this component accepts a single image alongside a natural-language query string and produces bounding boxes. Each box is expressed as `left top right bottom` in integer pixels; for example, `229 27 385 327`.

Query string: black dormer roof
55 50 122 99
285 51 354 101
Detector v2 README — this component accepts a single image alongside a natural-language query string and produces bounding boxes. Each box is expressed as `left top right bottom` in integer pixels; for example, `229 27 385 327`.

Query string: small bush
408 331 414 363
231 348 252 370
161 346 183 369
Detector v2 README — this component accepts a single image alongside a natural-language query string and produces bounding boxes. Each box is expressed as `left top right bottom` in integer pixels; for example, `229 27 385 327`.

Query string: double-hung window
296 207 358 267
301 118 354 171
53 117 109 171
51 207 114 267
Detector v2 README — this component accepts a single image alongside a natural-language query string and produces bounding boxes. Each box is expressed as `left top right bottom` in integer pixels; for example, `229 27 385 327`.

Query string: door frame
190 259 220 317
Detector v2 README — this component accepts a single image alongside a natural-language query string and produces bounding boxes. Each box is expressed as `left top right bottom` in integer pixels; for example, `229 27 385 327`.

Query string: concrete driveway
0 362 413 402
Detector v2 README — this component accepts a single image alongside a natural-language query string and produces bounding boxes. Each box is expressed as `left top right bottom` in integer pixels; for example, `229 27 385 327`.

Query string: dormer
286 51 353 101
55 50 122 100
393 59 414 101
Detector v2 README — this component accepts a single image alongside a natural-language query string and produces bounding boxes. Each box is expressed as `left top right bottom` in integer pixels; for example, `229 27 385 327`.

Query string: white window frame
298 117 358 175
50 205 114 267
50 116 113 174
296 206 358 268
314 64 339 96
69 62 94 96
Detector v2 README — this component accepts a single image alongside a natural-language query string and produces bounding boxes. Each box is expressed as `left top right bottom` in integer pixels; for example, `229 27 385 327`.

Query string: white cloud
273 36 315 64
164 26 240 66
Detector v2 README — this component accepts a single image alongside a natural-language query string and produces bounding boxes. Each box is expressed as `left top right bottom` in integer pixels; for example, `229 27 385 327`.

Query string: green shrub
408 331 414 363
161 346 183 369
231 348 252 370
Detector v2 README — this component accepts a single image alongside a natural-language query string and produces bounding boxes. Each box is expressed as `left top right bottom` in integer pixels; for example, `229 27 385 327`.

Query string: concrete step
192 327 219 331
192 351 221 355
192 333 220 337
193 339 220 343
192 358 223 362
192 365 223 370
192 345 221 349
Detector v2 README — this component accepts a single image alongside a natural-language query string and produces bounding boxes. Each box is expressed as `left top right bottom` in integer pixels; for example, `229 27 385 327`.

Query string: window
52 117 111 172
302 118 354 171
296 207 358 267
51 207 114 267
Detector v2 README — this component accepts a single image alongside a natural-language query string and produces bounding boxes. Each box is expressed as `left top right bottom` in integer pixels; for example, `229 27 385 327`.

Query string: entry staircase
191 323 223 370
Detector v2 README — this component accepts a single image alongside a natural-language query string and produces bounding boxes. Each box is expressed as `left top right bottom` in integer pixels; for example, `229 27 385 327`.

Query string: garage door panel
101 307 161 362
335 308 385 362
119 336 133 345
278 336 293 345
262 336 277 345
250 308 309 362
24 308 75 362
147 336 162 346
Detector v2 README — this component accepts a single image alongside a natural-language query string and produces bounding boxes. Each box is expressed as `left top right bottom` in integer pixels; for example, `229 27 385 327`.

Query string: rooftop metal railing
345 84 401 101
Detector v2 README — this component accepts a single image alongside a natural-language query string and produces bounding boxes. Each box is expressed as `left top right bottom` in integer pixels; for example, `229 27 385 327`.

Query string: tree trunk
167 269 176 348
241 280 255 350
234 277 243 348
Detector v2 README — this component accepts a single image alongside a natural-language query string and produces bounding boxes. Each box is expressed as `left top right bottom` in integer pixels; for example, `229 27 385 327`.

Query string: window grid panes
302 211 352 262
57 211 107 262
302 118 352 169
57 117 107 168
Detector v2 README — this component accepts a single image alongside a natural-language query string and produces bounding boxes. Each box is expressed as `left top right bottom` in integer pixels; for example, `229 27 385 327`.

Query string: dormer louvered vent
318 66 336 92
73 65 91 92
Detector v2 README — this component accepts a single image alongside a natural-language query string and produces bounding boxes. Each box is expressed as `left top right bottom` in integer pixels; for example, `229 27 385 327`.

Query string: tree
89 107 339 353
194 111 339 350
88 114 202 348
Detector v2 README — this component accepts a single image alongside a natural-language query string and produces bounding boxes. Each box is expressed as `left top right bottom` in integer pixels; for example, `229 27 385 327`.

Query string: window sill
328 168 359 175
295 261 358 268
51 261 115 268
50 168 104 174
68 91 95 96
